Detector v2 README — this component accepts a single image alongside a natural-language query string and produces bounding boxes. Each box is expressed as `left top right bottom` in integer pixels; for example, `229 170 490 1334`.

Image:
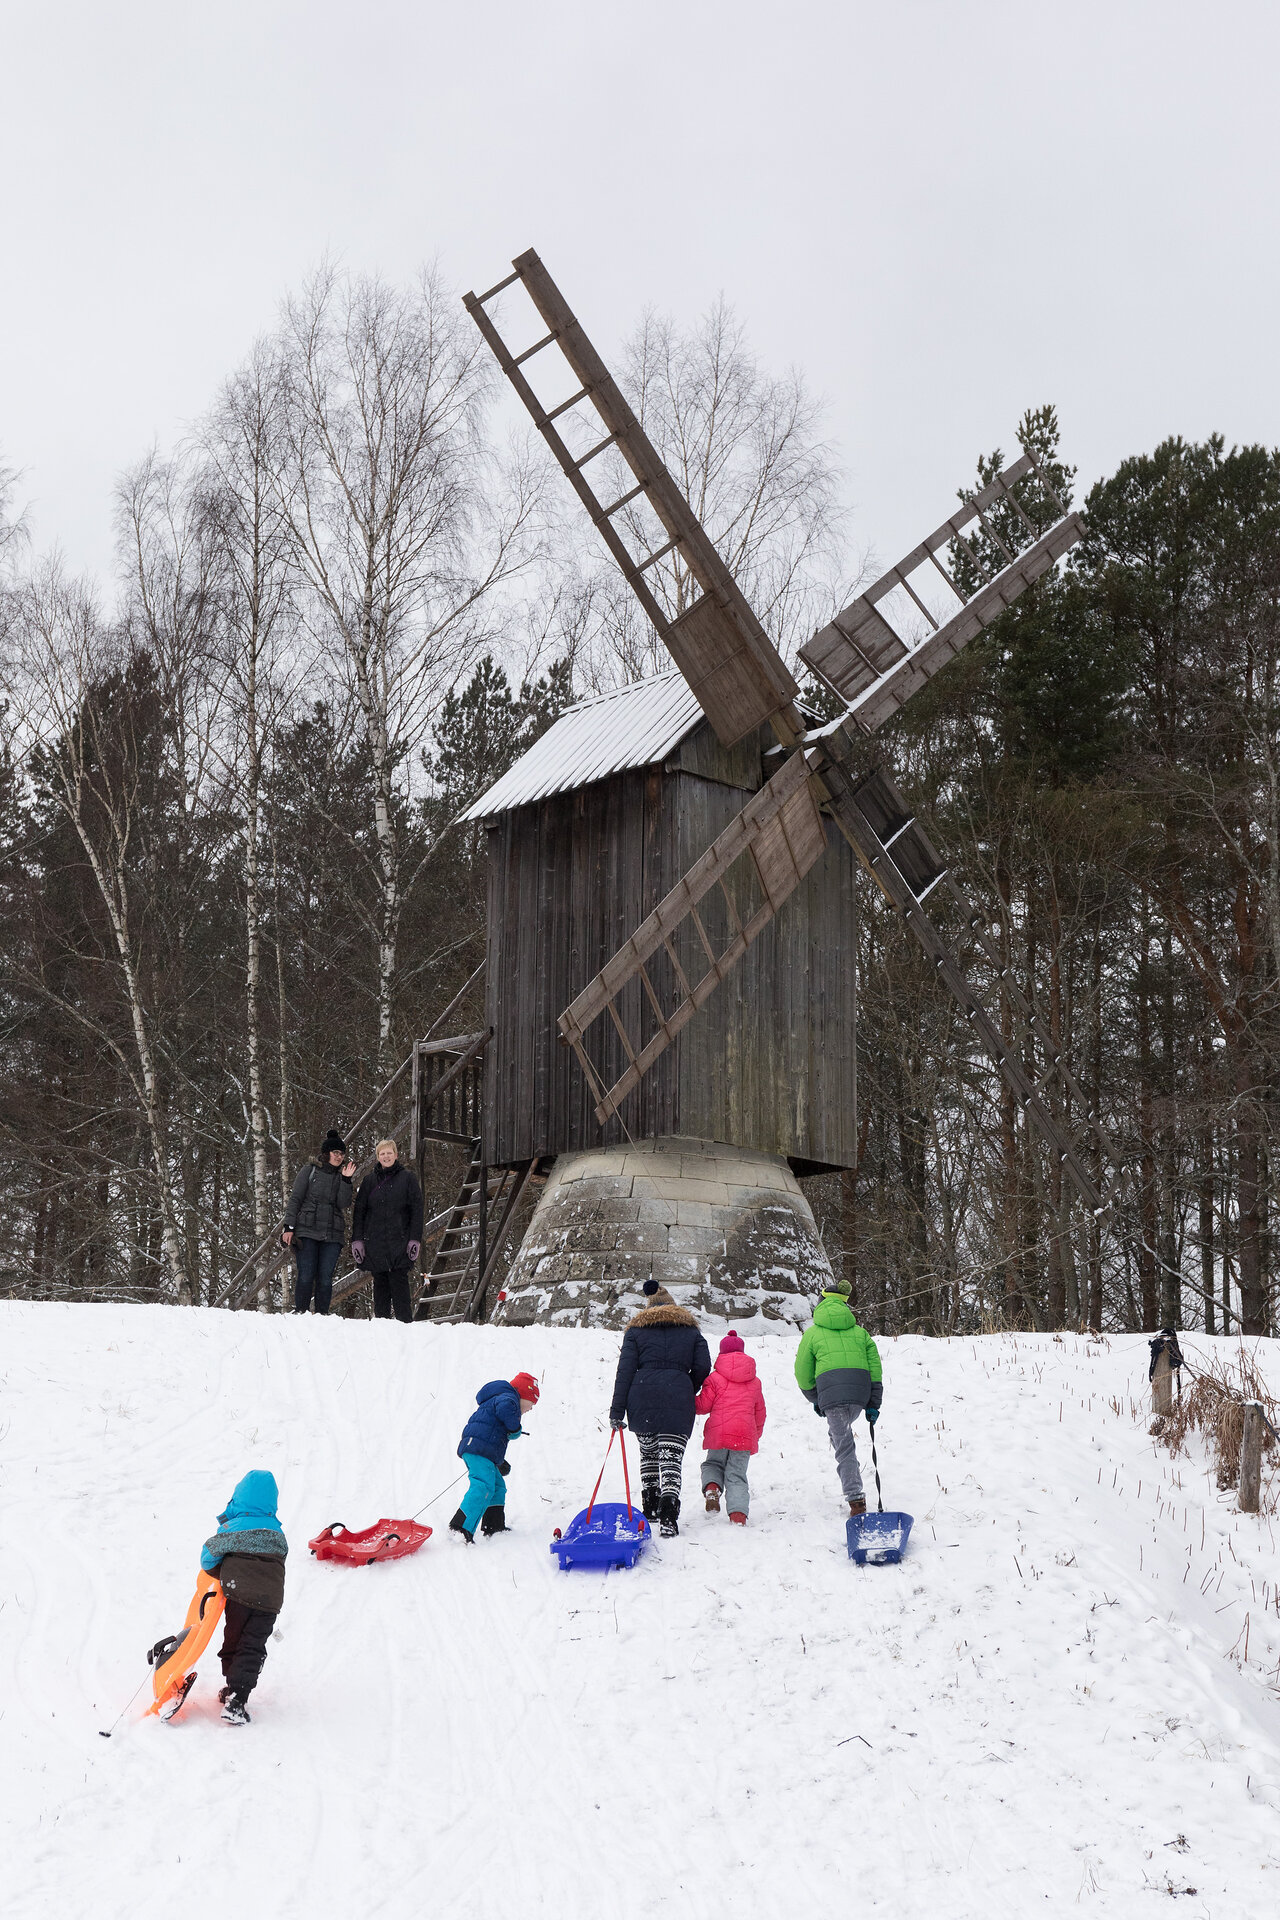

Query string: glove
407 1240 421 1262
499 1462 510 1477
814 1401 826 1416
610 1417 624 1431
350 1240 365 1265
866 1407 879 1427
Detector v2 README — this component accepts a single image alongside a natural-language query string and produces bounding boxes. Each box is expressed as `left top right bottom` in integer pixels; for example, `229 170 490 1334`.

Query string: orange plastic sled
146 1571 225 1719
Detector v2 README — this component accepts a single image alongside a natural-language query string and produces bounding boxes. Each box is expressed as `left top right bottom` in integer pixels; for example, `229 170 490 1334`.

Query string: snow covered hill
3 1304 1278 1919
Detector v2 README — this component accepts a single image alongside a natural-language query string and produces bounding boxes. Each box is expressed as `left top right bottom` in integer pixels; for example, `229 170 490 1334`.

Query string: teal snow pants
460 1452 506 1533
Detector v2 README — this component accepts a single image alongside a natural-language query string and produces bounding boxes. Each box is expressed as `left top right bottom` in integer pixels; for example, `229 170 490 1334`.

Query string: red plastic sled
308 1519 432 1565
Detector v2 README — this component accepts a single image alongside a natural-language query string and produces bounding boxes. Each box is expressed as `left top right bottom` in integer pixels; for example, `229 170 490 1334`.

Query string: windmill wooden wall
482 719 857 1172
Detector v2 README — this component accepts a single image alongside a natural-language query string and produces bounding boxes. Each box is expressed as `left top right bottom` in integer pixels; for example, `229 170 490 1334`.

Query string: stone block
592 1196 643 1225
562 1224 615 1253
634 1195 678 1225
601 1253 655 1286
650 1254 702 1287
645 1177 728 1205
674 1199 716 1228
613 1222 668 1254
667 1225 725 1257
567 1253 601 1278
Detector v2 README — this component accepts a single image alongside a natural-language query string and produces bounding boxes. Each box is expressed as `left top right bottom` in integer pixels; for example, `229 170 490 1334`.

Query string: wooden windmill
463 250 1123 1230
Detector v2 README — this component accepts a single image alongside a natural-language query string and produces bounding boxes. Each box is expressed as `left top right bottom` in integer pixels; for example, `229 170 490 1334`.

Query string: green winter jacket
795 1294 883 1415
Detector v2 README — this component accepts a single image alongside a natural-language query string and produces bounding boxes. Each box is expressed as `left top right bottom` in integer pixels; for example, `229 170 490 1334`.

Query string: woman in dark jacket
351 1138 425 1323
282 1129 355 1315
609 1280 711 1537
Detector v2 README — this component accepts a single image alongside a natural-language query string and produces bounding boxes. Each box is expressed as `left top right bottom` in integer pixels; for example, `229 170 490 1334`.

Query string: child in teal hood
200 1470 288 1726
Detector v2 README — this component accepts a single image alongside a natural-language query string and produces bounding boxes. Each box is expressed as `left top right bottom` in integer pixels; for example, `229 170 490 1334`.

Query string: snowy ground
3 1305 1278 1919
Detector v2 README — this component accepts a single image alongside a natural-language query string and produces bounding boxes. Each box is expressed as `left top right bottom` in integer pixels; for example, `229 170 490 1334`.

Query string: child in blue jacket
449 1373 540 1541
199 1469 287 1724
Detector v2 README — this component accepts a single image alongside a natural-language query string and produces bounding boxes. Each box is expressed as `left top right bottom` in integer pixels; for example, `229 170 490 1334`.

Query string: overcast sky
3 1 1278 590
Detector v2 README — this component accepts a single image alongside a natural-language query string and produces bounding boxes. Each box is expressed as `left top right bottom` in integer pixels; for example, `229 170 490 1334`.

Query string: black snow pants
372 1268 413 1323
220 1600 277 1699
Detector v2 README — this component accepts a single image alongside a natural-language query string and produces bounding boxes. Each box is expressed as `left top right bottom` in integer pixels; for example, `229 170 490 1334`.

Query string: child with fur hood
694 1330 767 1523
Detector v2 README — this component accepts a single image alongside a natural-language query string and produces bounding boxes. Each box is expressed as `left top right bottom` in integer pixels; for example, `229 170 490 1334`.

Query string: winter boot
729 1512 747 1526
448 1508 474 1542
658 1494 680 1539
704 1484 722 1514
641 1486 660 1523
848 1498 867 1517
220 1692 251 1726
480 1505 507 1537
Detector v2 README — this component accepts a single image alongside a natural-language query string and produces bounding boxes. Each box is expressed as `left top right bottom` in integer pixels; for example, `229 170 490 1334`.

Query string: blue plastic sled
847 1510 913 1565
550 1501 651 1571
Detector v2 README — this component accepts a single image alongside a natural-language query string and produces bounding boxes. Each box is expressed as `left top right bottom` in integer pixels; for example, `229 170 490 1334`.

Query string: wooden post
409 1040 421 1164
1239 1403 1263 1514
1151 1342 1174 1417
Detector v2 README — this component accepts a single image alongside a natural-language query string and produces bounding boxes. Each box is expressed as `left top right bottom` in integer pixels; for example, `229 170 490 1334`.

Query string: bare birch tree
276 265 541 1067
9 564 192 1298
571 297 847 686
199 342 297 1260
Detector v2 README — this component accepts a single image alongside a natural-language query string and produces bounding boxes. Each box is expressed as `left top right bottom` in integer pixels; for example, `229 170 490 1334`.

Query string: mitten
407 1240 421 1262
499 1462 510 1477
866 1407 879 1427
610 1417 624 1431
350 1240 365 1265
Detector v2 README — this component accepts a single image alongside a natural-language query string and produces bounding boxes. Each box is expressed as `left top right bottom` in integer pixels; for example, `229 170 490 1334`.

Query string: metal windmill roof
457 671 705 820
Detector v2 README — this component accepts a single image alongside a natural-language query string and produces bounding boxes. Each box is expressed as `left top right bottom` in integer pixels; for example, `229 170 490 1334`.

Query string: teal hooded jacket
200 1470 288 1572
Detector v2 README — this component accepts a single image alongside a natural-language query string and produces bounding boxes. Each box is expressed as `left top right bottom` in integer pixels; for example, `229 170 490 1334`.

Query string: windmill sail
465 251 800 748
802 453 1084 730
558 748 828 1125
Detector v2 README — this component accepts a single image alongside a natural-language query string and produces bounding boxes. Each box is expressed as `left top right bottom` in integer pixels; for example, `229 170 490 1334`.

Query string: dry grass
1153 1345 1279 1512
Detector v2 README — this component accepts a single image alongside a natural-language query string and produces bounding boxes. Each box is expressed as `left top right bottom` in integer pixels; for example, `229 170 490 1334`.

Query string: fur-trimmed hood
626 1303 700 1331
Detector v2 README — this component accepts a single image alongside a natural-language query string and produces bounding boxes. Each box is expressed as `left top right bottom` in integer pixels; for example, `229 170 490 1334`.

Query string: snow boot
448 1508 474 1542
704 1484 722 1513
729 1512 747 1526
848 1498 867 1517
641 1486 660 1523
220 1692 251 1726
658 1494 680 1539
480 1505 507 1537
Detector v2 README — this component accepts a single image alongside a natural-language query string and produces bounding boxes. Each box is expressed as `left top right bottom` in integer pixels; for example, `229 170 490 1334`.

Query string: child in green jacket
794 1278 883 1515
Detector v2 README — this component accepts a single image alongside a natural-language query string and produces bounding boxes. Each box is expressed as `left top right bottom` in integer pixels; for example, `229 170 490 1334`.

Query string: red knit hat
510 1372 541 1404
719 1330 745 1354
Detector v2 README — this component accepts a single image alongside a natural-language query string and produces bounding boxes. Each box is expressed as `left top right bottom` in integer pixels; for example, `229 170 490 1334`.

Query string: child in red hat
694 1331 767 1524
449 1374 540 1541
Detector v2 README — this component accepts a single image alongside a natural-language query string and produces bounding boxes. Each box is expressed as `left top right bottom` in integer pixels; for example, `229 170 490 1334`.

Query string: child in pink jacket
694 1330 767 1524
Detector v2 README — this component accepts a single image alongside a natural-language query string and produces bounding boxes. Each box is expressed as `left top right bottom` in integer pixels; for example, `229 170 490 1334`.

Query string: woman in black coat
282 1128 355 1315
351 1139 425 1324
609 1280 711 1537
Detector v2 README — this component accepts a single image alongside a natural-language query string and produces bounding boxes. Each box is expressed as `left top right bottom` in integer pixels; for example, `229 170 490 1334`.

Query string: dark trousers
372 1268 413 1322
220 1599 277 1699
294 1236 341 1314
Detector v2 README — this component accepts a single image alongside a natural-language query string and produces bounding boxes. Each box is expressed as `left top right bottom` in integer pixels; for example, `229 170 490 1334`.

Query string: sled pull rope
586 1429 636 1524
98 1671 150 1738
586 1429 616 1522
869 1427 884 1515
410 1471 466 1522
620 1427 634 1522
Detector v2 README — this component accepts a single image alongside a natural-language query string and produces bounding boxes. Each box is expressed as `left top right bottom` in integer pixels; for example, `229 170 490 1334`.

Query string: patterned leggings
636 1432 688 1497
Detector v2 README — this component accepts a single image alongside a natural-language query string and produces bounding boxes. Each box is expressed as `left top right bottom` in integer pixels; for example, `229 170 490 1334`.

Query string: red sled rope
585 1428 634 1522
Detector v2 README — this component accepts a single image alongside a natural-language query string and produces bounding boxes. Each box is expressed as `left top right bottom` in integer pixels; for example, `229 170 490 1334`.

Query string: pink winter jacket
694 1351 767 1454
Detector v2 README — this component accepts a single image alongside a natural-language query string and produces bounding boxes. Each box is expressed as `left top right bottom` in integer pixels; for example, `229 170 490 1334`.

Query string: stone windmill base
492 1136 834 1332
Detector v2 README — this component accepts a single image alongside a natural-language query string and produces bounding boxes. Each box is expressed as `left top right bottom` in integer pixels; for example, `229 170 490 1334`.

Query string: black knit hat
321 1128 347 1156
